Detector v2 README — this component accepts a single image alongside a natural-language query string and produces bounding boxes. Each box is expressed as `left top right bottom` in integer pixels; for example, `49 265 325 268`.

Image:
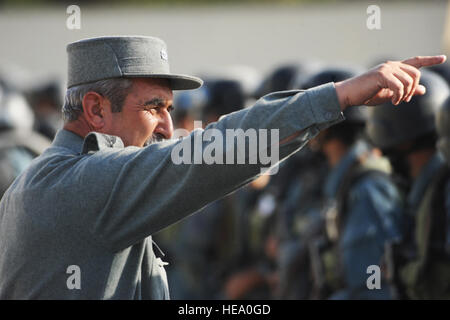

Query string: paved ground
0 1 447 85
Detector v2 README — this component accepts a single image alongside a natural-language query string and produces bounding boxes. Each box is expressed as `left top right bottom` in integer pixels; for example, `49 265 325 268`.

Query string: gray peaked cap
66 36 203 90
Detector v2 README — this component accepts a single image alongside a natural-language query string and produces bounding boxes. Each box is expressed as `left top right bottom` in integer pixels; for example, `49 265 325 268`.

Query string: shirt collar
51 129 85 154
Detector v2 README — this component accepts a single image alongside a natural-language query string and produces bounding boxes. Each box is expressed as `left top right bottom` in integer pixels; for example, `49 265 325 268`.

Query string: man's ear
82 92 108 129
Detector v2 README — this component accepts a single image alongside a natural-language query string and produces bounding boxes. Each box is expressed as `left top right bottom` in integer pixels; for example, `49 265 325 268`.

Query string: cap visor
124 73 203 90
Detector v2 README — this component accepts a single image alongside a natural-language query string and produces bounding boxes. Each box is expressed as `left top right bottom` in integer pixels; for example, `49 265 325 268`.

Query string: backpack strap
333 156 392 236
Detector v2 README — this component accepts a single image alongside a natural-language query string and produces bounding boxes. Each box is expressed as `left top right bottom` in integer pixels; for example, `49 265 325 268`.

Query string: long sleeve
73 83 344 251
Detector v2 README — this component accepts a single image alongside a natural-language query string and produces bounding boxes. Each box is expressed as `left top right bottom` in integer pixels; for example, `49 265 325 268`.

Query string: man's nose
154 109 174 139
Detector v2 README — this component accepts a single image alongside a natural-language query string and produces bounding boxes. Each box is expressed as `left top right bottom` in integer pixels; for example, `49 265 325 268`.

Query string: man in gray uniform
0 35 444 299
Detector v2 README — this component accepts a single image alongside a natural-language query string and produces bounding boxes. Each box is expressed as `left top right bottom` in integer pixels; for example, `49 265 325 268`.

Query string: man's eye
144 107 157 115
144 105 173 114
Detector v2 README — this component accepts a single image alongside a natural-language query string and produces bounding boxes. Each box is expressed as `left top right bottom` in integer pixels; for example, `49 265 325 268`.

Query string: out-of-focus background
2 0 450 301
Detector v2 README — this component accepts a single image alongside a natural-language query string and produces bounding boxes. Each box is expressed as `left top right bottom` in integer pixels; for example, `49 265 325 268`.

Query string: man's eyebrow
142 98 169 107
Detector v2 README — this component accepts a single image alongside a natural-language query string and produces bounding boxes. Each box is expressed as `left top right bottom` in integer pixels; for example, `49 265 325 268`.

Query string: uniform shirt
324 141 403 299
0 147 36 197
0 83 343 299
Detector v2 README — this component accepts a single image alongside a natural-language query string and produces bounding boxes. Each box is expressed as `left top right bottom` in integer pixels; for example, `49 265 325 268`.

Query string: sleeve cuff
305 82 345 129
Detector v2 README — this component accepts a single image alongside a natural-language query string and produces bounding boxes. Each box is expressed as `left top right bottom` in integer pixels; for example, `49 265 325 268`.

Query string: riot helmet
254 64 302 99
366 70 450 180
202 78 246 124
366 70 450 150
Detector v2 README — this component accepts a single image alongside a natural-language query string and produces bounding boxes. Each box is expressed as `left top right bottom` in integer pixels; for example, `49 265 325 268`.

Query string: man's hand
335 55 447 109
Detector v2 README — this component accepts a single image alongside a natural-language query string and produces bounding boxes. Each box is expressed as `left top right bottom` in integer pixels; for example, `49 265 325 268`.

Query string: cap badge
160 48 168 61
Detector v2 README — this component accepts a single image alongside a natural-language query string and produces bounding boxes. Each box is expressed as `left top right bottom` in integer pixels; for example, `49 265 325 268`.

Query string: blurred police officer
304 68 404 300
367 70 450 299
24 79 64 140
274 146 328 299
0 81 50 198
221 172 279 300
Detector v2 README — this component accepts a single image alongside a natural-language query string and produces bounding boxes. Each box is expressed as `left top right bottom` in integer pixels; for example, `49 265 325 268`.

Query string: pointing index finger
402 55 447 68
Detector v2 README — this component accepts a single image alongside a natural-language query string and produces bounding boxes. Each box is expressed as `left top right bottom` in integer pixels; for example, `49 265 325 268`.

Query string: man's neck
63 117 95 139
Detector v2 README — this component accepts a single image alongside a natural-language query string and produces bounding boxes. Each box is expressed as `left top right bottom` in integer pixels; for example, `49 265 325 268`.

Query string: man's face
106 78 174 147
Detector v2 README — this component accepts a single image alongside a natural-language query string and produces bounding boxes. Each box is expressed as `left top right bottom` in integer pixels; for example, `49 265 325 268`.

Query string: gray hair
62 78 133 122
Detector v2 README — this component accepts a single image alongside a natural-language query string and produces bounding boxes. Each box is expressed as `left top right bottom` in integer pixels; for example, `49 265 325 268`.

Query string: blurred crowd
1 58 450 299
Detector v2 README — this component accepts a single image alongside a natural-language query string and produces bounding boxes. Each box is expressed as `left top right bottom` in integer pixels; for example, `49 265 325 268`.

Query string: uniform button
325 111 334 120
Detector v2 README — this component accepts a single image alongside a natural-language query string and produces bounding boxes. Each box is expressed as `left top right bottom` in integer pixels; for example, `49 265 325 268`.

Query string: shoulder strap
335 162 391 232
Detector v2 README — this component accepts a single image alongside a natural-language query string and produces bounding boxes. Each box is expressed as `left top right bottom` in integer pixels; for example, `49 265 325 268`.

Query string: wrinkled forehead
128 78 173 103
